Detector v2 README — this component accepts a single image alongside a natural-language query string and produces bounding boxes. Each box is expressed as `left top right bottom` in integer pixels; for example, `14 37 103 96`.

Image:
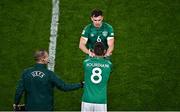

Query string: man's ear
91 17 93 21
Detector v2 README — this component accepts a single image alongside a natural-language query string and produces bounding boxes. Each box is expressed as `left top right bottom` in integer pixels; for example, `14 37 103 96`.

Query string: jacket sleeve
14 72 25 104
50 72 82 91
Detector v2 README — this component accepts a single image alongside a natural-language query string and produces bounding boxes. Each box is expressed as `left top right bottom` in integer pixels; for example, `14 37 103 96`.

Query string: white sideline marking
48 0 60 71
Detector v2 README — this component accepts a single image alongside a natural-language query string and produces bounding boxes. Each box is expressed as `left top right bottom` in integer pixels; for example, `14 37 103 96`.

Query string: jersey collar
35 63 47 68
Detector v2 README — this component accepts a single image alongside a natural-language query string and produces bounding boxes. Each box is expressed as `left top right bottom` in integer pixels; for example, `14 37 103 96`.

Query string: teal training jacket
14 63 81 111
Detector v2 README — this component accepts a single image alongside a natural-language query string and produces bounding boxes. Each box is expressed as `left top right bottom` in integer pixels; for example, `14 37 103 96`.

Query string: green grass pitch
0 0 179 110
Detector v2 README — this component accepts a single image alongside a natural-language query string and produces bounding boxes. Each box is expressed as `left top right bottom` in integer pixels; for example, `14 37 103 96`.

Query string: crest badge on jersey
102 31 108 37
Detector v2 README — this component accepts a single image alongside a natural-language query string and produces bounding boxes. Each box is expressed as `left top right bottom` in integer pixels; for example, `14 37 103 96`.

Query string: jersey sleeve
50 72 81 91
14 71 26 104
107 60 113 72
83 60 86 70
107 24 115 40
81 24 90 39
83 59 90 70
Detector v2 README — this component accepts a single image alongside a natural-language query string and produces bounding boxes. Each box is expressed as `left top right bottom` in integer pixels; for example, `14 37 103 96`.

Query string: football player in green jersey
14 50 84 111
79 9 114 58
81 42 112 112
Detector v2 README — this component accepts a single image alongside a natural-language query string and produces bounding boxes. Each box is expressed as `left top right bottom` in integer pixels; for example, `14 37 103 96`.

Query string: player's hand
105 52 112 57
13 104 17 111
13 104 25 111
88 49 95 57
80 81 85 88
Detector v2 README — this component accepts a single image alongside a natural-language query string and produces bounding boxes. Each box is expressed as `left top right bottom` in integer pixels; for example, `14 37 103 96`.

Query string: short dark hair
34 49 47 61
91 9 103 17
94 42 105 56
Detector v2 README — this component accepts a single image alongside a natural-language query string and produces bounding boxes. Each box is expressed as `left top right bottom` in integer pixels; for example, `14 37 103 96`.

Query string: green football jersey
82 57 112 104
81 22 114 50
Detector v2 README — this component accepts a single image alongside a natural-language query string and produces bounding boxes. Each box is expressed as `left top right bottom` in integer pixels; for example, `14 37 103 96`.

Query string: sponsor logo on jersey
90 33 95 37
31 71 45 78
102 31 108 37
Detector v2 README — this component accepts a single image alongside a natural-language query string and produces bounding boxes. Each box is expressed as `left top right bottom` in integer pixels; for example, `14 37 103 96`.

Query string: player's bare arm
79 37 95 57
105 37 114 56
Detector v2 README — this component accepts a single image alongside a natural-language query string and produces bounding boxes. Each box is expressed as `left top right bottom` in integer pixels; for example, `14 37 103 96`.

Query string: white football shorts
81 101 107 112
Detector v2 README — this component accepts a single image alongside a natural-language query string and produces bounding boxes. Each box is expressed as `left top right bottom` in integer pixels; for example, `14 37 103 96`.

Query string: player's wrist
105 52 112 57
88 49 95 57
13 104 18 111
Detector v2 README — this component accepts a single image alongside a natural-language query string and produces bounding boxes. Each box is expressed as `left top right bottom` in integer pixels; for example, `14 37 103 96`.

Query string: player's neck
36 61 46 64
93 23 103 28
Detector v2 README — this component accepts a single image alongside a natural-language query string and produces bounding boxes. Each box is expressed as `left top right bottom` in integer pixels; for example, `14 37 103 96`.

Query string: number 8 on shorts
91 67 102 84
